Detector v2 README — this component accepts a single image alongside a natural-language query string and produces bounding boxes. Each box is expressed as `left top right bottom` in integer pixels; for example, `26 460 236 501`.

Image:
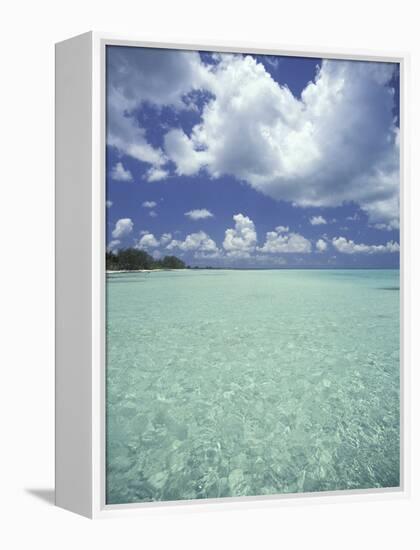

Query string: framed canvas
55 32 410 518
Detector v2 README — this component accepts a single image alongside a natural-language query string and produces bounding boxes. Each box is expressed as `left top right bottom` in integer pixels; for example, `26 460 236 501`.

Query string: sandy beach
106 268 188 274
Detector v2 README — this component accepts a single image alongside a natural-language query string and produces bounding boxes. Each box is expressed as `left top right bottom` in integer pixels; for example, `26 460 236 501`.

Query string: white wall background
1 0 418 547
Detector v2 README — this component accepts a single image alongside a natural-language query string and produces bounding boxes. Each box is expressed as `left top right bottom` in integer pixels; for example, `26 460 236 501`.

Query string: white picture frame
55 31 410 518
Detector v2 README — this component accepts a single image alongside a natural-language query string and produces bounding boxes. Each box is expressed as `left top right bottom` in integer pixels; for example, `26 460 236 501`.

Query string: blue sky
106 46 400 268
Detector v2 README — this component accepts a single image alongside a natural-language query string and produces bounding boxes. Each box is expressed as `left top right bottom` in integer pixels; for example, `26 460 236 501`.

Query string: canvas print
105 45 400 505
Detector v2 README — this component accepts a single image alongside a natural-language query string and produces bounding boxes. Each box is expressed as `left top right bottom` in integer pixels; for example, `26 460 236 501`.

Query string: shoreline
106 267 400 273
106 268 188 274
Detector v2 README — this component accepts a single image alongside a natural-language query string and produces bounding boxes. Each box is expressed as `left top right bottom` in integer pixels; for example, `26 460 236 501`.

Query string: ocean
106 269 400 504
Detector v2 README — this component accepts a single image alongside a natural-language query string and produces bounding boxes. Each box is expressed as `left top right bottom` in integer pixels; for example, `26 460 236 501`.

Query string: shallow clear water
106 269 400 504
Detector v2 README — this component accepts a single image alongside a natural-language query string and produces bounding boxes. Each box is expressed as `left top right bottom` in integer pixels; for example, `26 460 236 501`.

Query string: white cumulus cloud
136 232 173 249
258 227 311 254
162 56 399 229
142 201 157 208
167 230 220 258
373 219 400 231
164 129 207 176
146 167 169 182
137 233 160 248
107 239 121 252
332 236 399 254
316 238 328 252
112 218 133 239
160 233 172 246
310 215 327 225
111 162 133 182
185 208 214 220
223 214 257 258
107 47 210 179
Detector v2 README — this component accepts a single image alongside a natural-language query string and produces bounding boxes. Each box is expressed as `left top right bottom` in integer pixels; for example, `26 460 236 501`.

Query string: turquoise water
106 269 400 504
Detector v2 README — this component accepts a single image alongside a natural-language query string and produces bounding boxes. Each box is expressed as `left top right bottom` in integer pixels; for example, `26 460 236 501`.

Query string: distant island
106 248 186 271
106 250 400 272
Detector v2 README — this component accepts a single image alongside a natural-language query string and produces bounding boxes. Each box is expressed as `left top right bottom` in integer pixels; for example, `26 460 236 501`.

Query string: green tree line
106 248 186 271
